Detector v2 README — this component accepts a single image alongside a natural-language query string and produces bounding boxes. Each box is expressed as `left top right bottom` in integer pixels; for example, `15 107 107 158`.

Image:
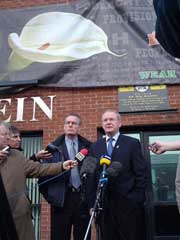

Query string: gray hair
0 121 11 130
64 113 81 125
102 110 121 121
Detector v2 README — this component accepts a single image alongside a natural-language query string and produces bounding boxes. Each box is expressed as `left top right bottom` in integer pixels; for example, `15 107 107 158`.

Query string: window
21 132 42 240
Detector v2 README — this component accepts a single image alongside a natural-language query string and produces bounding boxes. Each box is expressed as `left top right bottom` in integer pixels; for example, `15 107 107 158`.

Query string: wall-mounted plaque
118 85 170 113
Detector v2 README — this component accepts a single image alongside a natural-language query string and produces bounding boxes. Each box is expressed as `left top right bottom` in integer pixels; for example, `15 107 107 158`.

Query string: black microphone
74 148 88 163
106 161 122 178
45 143 59 154
80 156 97 179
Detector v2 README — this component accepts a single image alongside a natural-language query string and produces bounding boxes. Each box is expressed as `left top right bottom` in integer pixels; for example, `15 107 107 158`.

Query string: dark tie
107 138 114 156
69 141 81 189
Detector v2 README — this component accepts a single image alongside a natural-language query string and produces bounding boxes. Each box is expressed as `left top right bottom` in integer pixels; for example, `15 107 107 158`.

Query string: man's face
9 133 21 149
0 125 10 149
64 116 80 137
102 111 121 137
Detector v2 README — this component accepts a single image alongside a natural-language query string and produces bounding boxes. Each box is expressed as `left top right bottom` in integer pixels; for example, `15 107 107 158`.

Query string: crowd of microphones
79 150 122 182
39 144 122 194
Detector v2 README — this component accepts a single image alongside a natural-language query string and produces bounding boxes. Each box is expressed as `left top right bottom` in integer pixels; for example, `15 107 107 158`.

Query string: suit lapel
100 138 108 155
111 134 123 156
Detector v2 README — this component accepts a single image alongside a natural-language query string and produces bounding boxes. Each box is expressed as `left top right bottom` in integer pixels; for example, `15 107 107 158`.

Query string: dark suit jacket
89 134 147 212
39 134 92 207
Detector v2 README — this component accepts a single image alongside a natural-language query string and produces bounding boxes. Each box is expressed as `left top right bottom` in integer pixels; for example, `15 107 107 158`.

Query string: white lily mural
8 11 126 71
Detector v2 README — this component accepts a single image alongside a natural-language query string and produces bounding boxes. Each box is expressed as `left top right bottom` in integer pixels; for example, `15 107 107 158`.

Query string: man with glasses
40 113 92 240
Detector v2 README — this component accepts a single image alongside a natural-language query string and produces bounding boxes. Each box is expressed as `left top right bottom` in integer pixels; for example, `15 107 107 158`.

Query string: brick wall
1 85 180 239
2 86 180 141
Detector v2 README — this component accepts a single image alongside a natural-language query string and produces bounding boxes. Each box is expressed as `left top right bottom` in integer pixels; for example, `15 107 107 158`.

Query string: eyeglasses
65 121 79 126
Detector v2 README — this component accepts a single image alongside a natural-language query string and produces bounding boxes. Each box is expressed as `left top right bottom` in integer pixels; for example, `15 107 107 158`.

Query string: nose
17 136 21 141
106 119 112 123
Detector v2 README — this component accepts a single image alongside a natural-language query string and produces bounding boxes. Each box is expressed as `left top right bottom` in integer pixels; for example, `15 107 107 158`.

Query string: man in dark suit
39 113 92 240
89 110 147 240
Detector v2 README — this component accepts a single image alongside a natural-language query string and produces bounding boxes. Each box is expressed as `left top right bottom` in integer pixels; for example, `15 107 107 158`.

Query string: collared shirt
105 132 120 149
65 136 78 158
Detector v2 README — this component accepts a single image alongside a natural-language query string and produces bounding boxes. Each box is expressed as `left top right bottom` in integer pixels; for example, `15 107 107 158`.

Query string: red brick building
1 1 180 240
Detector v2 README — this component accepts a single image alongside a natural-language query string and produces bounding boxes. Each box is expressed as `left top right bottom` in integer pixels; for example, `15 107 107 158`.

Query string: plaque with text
118 85 170 112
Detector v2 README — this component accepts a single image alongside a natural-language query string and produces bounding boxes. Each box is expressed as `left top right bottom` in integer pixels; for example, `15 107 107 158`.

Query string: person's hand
63 160 78 170
149 141 166 154
35 150 52 160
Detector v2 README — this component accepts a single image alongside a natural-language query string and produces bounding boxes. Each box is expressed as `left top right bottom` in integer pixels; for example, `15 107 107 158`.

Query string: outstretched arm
149 141 180 154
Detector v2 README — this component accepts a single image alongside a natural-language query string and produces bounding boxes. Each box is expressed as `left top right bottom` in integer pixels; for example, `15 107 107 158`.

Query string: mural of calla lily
8 11 126 71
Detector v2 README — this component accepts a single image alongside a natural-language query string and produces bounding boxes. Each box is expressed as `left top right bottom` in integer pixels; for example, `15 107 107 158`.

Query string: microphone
75 148 88 163
80 156 97 178
99 155 111 179
45 143 59 154
106 161 122 178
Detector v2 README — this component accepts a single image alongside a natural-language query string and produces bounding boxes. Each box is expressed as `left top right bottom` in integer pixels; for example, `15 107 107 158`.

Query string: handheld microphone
80 156 97 179
45 143 59 154
100 155 111 179
75 148 88 163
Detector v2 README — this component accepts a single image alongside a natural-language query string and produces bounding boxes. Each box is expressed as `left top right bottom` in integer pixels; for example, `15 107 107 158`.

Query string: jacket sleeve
175 157 180 213
23 157 64 178
129 139 147 203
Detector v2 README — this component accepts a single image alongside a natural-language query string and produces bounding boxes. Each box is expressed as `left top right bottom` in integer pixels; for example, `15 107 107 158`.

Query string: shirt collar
65 136 78 144
105 132 120 142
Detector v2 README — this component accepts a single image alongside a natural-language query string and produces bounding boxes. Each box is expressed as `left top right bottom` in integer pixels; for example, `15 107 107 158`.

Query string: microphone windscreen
75 148 88 162
106 161 122 178
100 155 111 166
80 148 88 156
80 156 97 177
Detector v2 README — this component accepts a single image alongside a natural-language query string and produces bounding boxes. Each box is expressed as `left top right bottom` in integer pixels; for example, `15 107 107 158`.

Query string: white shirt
105 132 120 148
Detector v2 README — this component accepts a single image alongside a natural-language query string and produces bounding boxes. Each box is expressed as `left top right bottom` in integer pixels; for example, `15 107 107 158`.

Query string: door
21 132 42 240
145 133 180 240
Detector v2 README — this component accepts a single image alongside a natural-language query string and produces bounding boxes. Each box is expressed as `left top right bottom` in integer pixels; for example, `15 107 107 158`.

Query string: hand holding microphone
63 160 77 170
63 148 88 171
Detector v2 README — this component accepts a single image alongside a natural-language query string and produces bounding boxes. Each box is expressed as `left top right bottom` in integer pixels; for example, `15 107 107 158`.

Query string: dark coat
39 134 92 207
90 134 147 205
89 134 147 240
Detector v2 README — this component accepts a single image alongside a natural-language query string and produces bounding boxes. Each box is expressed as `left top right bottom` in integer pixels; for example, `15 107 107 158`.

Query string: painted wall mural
0 0 179 89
